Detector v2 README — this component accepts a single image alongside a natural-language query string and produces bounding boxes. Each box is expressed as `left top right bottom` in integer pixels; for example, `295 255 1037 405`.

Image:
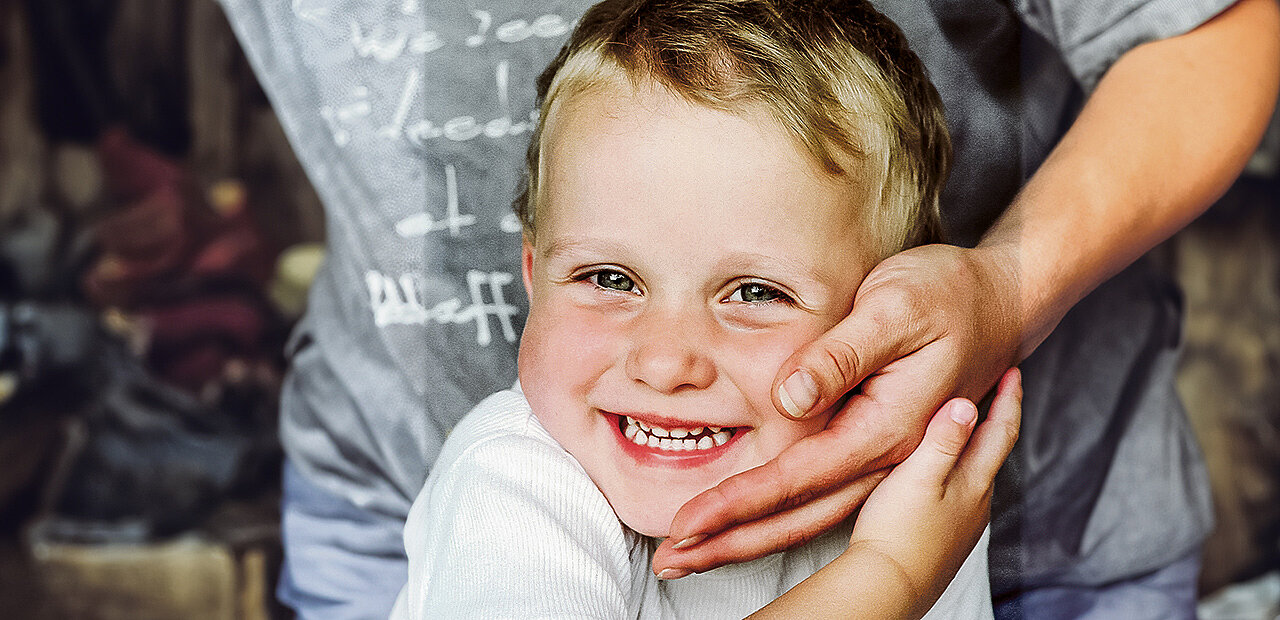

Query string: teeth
623 416 735 451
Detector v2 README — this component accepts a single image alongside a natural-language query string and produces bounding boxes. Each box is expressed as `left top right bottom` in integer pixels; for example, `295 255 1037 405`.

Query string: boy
392 0 1019 616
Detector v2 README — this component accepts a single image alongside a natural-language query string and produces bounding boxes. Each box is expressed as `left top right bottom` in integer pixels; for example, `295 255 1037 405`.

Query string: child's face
519 77 876 537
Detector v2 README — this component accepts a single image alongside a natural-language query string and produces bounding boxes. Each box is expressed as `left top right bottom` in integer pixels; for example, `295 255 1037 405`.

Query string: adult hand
653 242 1022 575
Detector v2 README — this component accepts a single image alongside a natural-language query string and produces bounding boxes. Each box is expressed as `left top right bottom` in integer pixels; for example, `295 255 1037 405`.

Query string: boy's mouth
617 415 738 452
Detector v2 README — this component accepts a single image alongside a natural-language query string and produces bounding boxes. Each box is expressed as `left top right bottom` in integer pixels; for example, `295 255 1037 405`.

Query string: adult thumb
772 314 912 419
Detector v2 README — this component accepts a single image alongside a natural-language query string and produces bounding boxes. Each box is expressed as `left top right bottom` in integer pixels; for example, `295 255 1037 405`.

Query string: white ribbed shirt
391 390 994 619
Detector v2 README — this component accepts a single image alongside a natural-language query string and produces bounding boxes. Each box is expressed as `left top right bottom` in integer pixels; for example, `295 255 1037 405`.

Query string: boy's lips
602 411 746 468
600 409 743 431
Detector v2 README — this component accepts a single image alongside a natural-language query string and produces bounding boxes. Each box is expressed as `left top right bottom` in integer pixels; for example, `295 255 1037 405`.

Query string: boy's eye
729 282 789 304
591 270 638 293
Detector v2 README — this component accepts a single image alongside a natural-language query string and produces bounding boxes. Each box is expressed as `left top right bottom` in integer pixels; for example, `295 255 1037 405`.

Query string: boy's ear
521 236 535 302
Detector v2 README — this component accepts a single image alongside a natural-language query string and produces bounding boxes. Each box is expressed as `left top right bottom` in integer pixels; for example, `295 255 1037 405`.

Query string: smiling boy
391 0 1014 617
518 78 862 537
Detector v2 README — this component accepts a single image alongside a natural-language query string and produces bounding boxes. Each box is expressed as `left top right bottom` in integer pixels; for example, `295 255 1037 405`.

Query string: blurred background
0 1 1276 618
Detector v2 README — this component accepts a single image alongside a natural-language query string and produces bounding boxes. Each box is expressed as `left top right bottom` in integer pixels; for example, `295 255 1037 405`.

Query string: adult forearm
979 0 1280 355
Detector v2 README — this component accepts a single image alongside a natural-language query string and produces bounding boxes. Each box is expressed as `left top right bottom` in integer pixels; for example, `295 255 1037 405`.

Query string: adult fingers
665 396 906 546
957 367 1022 485
772 293 925 420
663 430 866 547
652 470 889 577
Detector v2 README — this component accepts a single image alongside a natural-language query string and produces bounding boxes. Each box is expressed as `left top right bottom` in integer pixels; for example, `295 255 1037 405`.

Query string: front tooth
670 428 688 438
633 430 649 445
647 435 661 448
624 424 638 440
682 438 697 450
697 436 713 450
711 430 731 446
650 426 670 438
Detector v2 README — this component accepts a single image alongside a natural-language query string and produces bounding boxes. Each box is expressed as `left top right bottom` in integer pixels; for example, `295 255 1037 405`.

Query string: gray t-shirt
220 0 1225 597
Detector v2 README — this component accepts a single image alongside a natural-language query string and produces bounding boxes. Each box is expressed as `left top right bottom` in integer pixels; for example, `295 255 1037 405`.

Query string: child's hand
847 367 1021 616
746 369 1019 620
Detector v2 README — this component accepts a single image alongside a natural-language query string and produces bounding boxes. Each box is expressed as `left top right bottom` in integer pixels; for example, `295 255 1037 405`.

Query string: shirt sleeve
392 432 635 619
920 527 994 620
1013 0 1238 89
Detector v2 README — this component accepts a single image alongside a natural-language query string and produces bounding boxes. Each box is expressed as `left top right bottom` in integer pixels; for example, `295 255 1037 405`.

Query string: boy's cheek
724 323 825 372
519 299 618 375
721 324 831 416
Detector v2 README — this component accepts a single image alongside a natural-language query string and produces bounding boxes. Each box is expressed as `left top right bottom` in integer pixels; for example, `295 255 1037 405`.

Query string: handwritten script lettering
385 61 538 147
466 11 568 48
319 86 371 146
367 269 520 346
395 165 477 238
294 4 575 340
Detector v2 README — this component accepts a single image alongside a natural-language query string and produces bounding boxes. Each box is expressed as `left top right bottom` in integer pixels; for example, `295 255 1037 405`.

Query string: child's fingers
957 367 1022 485
893 397 978 482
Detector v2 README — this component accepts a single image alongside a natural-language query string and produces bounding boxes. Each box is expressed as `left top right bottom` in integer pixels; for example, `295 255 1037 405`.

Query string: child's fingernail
658 568 691 580
671 534 705 550
779 371 818 417
949 399 977 426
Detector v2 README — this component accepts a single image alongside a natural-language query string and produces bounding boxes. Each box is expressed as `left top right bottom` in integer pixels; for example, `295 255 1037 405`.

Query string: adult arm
655 0 1280 574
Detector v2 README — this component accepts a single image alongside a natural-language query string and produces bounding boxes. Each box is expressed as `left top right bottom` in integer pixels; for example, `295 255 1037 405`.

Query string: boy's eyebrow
542 237 629 261
712 250 798 273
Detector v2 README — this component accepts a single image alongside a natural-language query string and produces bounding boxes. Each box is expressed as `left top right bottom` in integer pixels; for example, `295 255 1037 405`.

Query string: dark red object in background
85 128 280 394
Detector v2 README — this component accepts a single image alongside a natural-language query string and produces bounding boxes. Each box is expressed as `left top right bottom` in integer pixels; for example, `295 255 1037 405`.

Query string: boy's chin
614 502 679 538
618 513 671 538
625 523 671 539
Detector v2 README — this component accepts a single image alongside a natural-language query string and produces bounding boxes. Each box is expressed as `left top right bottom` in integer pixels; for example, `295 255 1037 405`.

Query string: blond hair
516 0 951 261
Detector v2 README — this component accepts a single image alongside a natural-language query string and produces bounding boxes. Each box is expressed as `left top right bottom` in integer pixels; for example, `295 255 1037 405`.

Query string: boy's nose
624 311 717 393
